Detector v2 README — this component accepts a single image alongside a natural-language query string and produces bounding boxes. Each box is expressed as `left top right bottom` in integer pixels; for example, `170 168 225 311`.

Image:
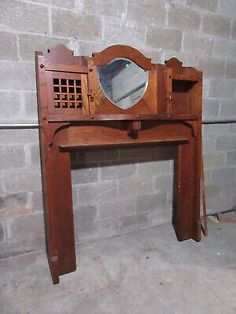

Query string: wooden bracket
127 121 141 139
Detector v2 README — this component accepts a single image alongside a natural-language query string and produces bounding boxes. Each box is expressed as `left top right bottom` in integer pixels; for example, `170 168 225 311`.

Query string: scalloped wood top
41 44 87 67
165 57 183 68
92 45 152 70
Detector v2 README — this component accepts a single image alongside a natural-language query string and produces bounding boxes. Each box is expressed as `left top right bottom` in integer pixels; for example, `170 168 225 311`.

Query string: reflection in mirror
98 58 148 109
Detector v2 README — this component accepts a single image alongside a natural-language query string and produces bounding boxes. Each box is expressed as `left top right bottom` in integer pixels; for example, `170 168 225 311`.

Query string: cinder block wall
0 0 236 257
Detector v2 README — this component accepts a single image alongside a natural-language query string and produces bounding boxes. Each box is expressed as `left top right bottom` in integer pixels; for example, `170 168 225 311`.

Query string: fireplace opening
70 144 177 243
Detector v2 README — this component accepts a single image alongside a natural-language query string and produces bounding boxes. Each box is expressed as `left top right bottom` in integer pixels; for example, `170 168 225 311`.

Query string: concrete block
25 144 40 167
72 167 98 184
0 146 25 170
168 4 201 31
97 198 136 220
127 0 166 26
74 204 97 222
202 135 216 153
186 0 218 12
119 177 153 197
232 20 236 39
115 213 150 235
183 33 213 56
138 160 171 176
141 48 162 63
51 0 75 8
226 61 236 79
203 124 229 135
0 0 49 34
202 98 220 119
148 207 172 226
0 193 28 211
206 184 221 199
103 18 146 47
208 79 236 98
155 175 173 191
0 31 18 60
30 0 50 3
79 41 108 56
1 213 45 257
214 39 236 61
72 184 78 207
119 145 155 161
0 221 5 241
211 168 236 186
136 193 168 213
205 185 227 213
204 169 212 185
100 162 137 180
201 14 231 37
202 78 209 97
77 219 117 242
164 50 198 68
19 34 70 61
8 213 44 238
3 170 42 194
197 57 225 78
0 129 39 145
220 100 236 117
218 0 236 18
203 152 225 168
147 27 182 51
229 124 236 132
226 151 236 166
0 61 35 91
24 92 38 121
77 181 117 204
52 9 102 41
216 134 236 151
29 191 43 212
0 91 22 122
84 0 126 17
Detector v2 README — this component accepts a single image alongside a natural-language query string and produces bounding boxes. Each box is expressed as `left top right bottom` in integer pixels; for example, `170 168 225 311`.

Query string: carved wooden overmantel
35 44 202 284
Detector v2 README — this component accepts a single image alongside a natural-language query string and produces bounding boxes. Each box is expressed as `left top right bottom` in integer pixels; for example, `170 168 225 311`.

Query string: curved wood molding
92 44 152 70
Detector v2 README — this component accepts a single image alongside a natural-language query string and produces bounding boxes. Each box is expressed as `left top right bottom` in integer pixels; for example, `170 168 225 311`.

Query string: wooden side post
174 136 201 242
41 143 76 283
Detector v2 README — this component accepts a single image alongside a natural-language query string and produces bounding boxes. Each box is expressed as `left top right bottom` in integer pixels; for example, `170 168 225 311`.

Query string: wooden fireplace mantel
35 44 202 284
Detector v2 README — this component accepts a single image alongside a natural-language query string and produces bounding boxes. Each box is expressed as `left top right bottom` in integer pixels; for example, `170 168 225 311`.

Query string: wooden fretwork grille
53 78 82 109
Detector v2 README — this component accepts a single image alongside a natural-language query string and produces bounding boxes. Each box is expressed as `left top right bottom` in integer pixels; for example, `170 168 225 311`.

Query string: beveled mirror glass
98 58 148 109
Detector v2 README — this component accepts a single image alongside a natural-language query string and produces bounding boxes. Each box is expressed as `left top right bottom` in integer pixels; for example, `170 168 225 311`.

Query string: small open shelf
172 79 199 115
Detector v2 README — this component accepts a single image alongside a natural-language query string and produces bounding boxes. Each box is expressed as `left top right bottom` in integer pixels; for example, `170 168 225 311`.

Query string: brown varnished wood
92 45 152 69
35 44 203 284
89 49 157 116
54 122 190 149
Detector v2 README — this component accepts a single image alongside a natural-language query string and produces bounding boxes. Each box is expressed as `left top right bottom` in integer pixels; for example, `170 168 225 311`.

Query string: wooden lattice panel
46 71 89 115
53 78 82 109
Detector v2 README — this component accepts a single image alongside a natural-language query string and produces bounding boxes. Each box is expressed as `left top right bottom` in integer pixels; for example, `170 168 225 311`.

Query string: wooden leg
42 145 76 284
173 138 201 242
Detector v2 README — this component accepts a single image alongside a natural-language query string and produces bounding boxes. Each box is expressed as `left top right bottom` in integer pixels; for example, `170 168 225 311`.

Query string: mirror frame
88 45 158 116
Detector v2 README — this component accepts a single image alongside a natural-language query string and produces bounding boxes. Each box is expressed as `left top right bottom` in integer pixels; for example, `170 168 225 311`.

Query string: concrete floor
1 221 236 314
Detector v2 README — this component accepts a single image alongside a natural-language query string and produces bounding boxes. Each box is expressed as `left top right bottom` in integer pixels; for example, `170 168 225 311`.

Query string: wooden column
173 135 201 242
41 144 76 284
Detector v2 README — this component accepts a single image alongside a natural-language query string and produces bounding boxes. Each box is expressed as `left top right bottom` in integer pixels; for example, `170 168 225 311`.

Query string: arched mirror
97 58 148 109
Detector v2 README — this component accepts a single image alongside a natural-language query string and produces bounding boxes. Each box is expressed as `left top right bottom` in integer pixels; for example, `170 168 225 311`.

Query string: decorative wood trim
93 45 152 70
